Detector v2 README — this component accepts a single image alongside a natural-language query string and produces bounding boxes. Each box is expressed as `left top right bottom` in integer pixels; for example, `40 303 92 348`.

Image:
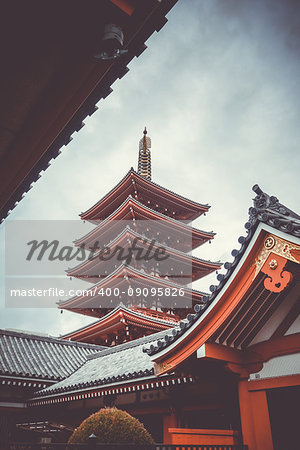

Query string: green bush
68 407 154 444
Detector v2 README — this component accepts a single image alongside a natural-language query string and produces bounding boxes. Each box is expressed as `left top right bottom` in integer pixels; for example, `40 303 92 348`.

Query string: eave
0 375 53 390
80 168 210 222
68 226 220 282
29 374 194 407
62 304 177 343
0 0 178 222
58 264 207 315
29 329 194 406
75 195 215 251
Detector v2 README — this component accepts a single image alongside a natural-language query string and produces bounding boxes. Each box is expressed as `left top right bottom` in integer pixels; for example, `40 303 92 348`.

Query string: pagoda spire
138 127 151 180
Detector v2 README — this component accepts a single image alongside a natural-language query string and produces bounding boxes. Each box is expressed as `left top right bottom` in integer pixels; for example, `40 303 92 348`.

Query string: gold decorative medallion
264 236 275 250
255 234 300 276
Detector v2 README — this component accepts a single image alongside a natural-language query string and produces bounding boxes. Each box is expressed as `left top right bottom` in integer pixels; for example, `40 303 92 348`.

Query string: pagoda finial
138 127 151 180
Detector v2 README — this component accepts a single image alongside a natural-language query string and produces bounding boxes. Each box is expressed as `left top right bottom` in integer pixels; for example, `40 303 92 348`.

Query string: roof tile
0 329 104 381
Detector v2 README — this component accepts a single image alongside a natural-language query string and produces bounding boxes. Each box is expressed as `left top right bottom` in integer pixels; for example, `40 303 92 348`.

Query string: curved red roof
76 195 215 251
68 226 220 283
80 169 210 222
62 304 178 344
59 264 207 317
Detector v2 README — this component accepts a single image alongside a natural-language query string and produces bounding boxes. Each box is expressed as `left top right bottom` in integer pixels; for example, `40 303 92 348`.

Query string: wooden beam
197 342 244 365
197 342 263 376
197 334 300 369
248 333 300 363
109 0 135 16
248 373 300 391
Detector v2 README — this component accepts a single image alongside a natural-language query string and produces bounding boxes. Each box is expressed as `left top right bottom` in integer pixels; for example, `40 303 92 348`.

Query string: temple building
58 129 220 346
0 134 299 449
146 185 300 449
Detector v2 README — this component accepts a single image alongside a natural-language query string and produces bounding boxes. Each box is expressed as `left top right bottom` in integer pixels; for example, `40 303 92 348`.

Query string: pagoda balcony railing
130 307 179 322
8 443 249 450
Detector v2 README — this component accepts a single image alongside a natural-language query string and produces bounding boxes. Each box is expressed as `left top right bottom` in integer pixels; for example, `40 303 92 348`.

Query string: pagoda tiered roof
59 264 208 318
62 304 178 345
75 196 215 251
68 226 220 284
80 169 210 223
61 133 219 346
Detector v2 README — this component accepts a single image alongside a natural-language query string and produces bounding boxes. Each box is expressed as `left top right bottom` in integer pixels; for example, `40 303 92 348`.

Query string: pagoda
59 129 220 345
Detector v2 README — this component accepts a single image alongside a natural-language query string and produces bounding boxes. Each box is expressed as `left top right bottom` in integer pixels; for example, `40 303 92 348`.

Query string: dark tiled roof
34 330 169 397
247 184 300 236
0 329 104 381
144 185 300 356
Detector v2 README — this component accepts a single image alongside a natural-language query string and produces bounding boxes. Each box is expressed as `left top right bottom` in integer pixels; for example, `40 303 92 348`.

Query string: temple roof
0 329 104 382
62 304 178 343
76 195 215 251
68 226 220 283
248 184 300 237
59 264 208 315
80 169 210 223
32 330 169 398
144 185 300 357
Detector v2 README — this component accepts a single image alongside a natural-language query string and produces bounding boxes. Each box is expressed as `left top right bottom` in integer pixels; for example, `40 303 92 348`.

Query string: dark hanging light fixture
95 24 128 60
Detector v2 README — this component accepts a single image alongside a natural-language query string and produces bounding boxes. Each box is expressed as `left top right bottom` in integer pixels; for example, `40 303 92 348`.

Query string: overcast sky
1 0 299 336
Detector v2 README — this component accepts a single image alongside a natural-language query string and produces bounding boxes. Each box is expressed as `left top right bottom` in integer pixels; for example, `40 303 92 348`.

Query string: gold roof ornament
138 127 151 180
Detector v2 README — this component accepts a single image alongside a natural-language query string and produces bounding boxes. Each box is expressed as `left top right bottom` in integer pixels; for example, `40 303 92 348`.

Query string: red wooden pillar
239 379 274 450
163 411 177 444
250 390 273 450
238 379 257 450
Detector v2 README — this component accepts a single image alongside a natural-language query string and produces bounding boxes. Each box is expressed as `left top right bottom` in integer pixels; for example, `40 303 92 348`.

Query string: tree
68 407 154 445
